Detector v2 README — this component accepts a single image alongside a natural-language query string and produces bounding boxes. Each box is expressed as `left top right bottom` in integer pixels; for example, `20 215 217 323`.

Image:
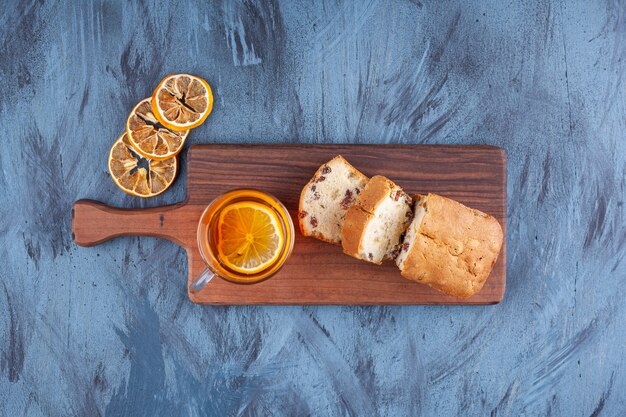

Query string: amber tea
194 189 294 288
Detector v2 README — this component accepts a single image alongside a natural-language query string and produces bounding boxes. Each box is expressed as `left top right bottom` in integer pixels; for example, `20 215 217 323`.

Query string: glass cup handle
190 268 216 293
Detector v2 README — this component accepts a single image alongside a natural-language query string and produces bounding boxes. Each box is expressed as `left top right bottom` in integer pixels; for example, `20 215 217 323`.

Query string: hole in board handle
71 208 76 241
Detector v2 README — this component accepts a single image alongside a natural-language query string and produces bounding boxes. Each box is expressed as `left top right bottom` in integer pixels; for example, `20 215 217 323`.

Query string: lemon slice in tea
217 202 284 274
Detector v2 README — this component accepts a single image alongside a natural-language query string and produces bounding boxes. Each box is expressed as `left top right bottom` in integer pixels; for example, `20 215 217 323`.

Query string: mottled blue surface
1 0 625 416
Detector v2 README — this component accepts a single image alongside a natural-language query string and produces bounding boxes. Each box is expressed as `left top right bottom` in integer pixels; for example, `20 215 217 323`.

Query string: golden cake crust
400 193 503 298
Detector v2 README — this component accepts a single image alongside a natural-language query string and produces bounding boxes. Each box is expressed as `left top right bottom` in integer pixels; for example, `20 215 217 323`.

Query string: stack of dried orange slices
108 74 214 197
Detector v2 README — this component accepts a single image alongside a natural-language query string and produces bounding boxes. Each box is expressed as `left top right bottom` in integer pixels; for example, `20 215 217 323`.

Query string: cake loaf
396 193 503 298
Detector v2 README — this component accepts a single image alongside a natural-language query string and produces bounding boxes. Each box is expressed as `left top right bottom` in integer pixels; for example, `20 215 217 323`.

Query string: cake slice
298 156 369 244
341 176 413 264
396 193 503 298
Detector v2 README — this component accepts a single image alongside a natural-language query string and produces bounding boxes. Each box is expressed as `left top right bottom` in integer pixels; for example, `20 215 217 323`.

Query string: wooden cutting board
72 145 506 305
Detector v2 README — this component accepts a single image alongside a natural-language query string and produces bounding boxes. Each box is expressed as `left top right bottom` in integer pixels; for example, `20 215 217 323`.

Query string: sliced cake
298 156 369 244
396 193 503 298
341 176 413 264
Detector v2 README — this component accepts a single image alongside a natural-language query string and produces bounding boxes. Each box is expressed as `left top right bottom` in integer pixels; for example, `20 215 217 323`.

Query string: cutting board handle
72 199 191 248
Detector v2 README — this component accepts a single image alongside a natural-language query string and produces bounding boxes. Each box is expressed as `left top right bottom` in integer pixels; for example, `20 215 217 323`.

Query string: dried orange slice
126 98 189 160
151 74 213 131
217 202 284 274
108 133 177 198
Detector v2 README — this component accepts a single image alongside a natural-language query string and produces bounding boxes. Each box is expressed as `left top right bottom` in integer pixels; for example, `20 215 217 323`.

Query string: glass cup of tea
190 189 295 292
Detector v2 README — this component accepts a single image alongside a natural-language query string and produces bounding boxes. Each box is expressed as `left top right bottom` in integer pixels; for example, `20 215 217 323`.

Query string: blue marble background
1 1 625 416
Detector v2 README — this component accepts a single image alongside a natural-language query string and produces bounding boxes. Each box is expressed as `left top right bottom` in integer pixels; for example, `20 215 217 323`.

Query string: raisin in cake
341 176 413 264
396 193 503 298
299 156 368 244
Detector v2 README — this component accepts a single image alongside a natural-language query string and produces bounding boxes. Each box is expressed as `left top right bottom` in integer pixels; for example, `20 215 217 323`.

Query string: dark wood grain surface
73 144 506 304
